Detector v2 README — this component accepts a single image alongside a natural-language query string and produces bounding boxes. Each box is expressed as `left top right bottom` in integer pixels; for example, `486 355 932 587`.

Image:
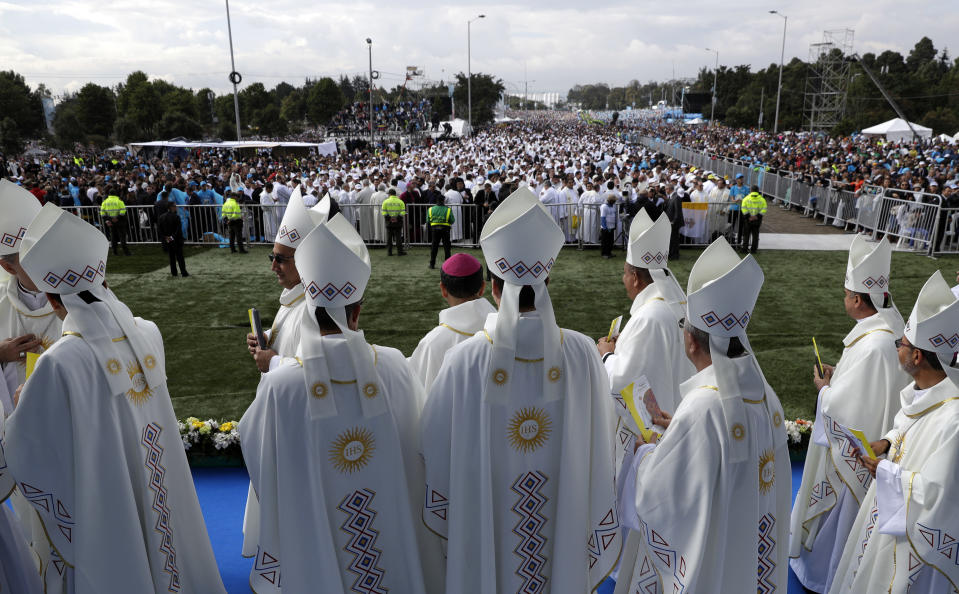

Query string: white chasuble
606 283 694 476
242 283 308 557
421 313 622 594
0 399 42 594
240 338 441 594
408 298 496 393
830 380 959 594
0 275 62 409
4 309 225 594
790 313 908 592
616 365 791 594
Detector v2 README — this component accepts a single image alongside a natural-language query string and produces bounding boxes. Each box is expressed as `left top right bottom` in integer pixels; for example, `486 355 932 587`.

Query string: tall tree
74 83 117 137
452 72 505 127
306 77 344 125
0 70 44 139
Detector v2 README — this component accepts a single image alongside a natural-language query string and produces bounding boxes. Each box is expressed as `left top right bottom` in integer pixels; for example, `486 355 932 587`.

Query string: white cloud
2 0 953 100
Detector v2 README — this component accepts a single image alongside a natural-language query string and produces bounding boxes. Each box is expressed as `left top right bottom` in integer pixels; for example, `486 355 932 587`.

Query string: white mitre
310 193 332 223
480 185 564 403
295 214 383 419
845 234 904 333
626 209 669 269
275 187 324 248
904 270 959 386
686 237 765 462
628 210 686 320
0 179 42 255
20 204 165 395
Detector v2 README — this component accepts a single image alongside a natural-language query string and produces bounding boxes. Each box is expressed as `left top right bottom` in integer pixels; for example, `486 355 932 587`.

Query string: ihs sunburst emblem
507 407 553 453
144 354 157 370
105 358 122 375
891 433 905 464
38 335 55 352
126 361 154 405
329 427 375 474
758 448 776 495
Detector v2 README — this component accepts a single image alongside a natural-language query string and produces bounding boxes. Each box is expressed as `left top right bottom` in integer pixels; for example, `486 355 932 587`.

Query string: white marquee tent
861 118 932 142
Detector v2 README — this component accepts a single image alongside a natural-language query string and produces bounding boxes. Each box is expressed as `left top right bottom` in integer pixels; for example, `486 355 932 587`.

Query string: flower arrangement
785 418 813 445
178 418 241 463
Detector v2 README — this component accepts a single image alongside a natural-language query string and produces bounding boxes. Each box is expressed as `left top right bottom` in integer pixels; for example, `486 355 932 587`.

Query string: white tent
936 133 957 145
861 118 932 142
954 131 959 142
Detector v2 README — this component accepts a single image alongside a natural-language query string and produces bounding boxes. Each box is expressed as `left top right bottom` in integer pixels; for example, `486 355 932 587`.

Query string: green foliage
75 83 117 137
0 70 44 140
306 77 344 125
156 110 203 139
52 100 86 146
452 72 505 126
0 117 23 154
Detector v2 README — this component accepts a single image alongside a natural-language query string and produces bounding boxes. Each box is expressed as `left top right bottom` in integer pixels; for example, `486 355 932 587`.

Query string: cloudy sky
1 0 953 100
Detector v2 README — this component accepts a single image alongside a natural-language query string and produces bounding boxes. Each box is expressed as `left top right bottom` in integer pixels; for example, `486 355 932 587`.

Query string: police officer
381 187 407 256
222 191 247 253
427 196 454 268
741 185 767 254
99 186 131 255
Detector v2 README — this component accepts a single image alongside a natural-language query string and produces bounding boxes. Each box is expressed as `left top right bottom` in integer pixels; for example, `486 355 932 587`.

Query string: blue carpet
193 461 809 593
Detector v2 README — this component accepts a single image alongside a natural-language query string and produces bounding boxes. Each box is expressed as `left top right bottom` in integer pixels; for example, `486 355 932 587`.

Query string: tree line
567 36 959 136
0 70 504 153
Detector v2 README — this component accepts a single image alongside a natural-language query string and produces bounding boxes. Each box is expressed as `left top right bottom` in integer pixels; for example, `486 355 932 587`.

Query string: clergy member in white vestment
371 185 389 242
421 187 622 594
242 188 328 558
0 399 43 594
579 182 602 244
407 253 495 393
615 237 791 594
6 204 226 594
0 179 68 593
355 181 375 241
790 235 909 592
240 214 442 594
597 210 694 472
0 179 61 411
830 270 959 594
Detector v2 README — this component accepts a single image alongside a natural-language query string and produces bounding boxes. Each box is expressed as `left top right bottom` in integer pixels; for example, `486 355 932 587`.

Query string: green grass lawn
104 242 959 423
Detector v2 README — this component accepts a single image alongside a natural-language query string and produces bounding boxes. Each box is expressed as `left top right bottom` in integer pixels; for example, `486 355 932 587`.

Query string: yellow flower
186 416 200 425
219 421 235 432
198 424 212 435
192 421 205 430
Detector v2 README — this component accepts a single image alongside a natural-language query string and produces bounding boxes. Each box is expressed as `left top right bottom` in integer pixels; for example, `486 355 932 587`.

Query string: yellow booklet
841 426 877 459
607 316 623 341
813 337 824 378
25 352 40 380
620 375 657 443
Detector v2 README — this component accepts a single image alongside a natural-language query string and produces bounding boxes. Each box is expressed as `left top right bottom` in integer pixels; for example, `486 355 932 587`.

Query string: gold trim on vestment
11 304 56 319
844 328 894 349
111 335 127 342
514 356 544 363
699 385 720 392
61 331 82 339
440 323 474 337
905 397 959 419
744 394 767 404
330 379 357 385
904 438 959 592
281 292 306 308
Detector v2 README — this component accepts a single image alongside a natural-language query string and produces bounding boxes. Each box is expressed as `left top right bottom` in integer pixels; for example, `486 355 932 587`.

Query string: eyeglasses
268 253 293 264
678 317 686 329
894 338 914 350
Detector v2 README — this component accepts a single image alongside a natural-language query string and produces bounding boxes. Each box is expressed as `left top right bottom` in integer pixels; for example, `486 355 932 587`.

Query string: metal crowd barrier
638 136 959 256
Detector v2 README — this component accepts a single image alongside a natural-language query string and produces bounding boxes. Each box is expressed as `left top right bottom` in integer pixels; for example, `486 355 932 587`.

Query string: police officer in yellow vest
741 185 767 254
427 197 454 269
222 191 247 253
381 188 407 256
99 187 131 255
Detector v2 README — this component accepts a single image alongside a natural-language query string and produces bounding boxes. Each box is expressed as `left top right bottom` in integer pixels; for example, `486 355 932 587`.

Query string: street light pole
467 14 485 137
224 0 241 140
705 47 719 126
366 38 374 148
770 10 788 134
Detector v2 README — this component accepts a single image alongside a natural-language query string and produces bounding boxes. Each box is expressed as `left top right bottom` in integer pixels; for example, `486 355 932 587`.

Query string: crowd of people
327 97 435 135
2 112 959 593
